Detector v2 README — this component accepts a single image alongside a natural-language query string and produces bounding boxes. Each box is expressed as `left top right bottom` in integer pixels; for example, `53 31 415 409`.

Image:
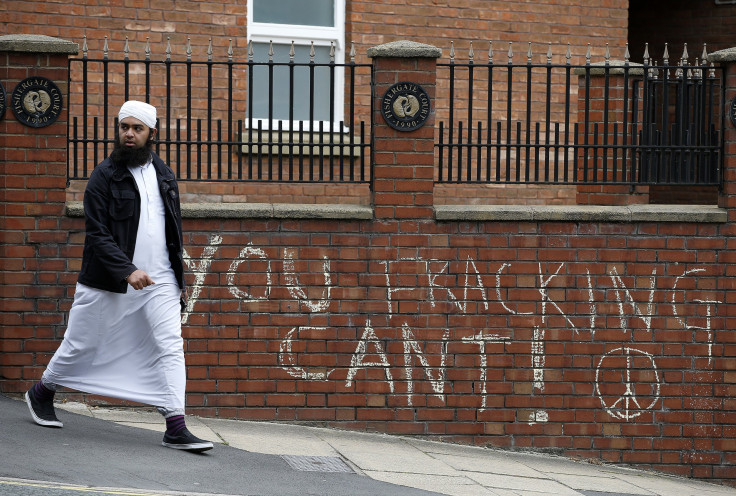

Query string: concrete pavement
2 393 735 496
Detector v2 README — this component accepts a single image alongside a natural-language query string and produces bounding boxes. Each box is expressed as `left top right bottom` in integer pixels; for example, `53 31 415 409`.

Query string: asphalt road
0 394 440 496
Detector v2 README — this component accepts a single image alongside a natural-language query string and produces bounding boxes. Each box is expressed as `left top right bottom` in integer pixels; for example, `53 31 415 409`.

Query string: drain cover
281 455 354 473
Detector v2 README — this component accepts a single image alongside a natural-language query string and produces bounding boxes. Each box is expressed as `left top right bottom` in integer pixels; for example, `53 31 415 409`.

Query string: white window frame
246 0 346 131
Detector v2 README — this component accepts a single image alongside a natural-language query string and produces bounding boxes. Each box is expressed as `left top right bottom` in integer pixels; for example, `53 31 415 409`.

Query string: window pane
248 43 334 122
253 0 334 27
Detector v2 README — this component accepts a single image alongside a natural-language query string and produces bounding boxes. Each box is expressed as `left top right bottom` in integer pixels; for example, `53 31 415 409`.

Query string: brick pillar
574 61 650 205
712 49 736 219
0 35 78 393
368 41 441 219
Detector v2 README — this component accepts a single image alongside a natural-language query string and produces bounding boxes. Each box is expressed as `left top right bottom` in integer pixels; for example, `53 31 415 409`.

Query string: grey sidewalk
3 394 735 496
56 401 736 496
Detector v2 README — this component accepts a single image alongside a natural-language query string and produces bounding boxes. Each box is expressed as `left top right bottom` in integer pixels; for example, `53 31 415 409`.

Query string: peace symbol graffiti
595 347 660 421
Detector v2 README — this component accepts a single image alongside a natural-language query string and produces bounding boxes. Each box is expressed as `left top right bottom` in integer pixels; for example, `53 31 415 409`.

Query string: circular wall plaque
0 82 6 122
381 81 430 131
730 95 736 129
11 77 63 128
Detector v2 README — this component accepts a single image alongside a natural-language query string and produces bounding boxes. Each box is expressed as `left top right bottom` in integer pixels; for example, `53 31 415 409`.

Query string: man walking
25 101 213 453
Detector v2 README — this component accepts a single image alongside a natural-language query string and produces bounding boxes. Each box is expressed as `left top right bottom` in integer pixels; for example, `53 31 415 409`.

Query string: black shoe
162 427 213 453
25 387 63 428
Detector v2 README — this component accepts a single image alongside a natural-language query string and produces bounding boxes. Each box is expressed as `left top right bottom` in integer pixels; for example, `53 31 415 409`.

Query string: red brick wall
26 206 733 483
4 0 632 205
3 25 736 487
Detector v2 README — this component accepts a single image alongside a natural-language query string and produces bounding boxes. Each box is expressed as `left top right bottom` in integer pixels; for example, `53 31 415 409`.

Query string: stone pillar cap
0 34 78 54
367 40 441 59
572 61 645 76
707 47 736 64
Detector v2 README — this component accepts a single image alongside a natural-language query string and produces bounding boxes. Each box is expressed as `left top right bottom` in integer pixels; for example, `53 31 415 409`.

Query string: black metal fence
435 43 724 186
67 39 725 189
66 38 372 184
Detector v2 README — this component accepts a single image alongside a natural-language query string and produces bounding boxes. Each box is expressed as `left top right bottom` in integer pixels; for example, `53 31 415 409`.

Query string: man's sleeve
83 169 138 282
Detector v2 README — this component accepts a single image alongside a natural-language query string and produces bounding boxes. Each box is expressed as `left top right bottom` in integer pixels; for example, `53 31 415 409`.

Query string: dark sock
33 381 55 402
165 415 186 436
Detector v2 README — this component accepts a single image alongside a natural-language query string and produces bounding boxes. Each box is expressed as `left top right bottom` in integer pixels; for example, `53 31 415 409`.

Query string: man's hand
126 269 155 290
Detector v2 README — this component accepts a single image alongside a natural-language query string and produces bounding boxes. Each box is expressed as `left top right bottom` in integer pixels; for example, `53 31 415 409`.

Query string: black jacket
77 152 185 293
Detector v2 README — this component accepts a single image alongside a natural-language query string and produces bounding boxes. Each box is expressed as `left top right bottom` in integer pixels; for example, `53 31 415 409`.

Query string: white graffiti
227 243 272 302
284 249 332 312
181 234 222 325
531 326 545 392
609 266 655 333
279 327 336 380
671 268 721 364
345 319 395 392
595 347 660 420
181 238 720 422
461 332 511 411
402 324 449 406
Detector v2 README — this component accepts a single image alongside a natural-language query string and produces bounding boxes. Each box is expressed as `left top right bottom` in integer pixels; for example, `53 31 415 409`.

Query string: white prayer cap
118 100 157 129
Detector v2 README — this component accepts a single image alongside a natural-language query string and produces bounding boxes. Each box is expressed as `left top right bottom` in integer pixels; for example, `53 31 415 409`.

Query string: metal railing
435 42 724 186
67 37 372 184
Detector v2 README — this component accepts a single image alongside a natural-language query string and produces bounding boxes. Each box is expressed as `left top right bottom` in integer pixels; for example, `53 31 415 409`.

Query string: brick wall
2 34 736 487
629 0 736 62
4 0 634 205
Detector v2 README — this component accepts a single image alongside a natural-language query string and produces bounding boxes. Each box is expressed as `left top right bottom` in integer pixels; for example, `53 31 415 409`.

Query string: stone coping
572 61 645 76
65 202 374 220
367 40 442 59
66 202 726 223
707 47 736 64
0 34 78 54
435 204 727 223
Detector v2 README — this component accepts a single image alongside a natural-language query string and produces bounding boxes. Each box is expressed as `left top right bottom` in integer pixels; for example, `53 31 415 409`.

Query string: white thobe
43 159 185 416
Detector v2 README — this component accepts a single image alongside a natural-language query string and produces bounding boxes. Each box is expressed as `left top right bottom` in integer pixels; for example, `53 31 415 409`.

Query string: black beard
111 139 153 168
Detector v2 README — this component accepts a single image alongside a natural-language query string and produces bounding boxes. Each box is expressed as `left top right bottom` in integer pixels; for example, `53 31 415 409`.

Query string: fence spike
663 43 669 65
507 42 513 64
694 57 701 79
566 43 571 64
269 40 274 62
450 41 455 63
350 41 356 63
82 35 88 59
547 43 552 64
207 38 213 61
186 37 192 61
709 61 715 78
585 44 590 65
701 43 708 64
248 40 254 61
330 41 335 62
165 37 172 61
527 42 532 63
289 41 295 62
145 37 151 60
604 43 610 64
643 43 649 65
227 38 233 61
469 41 474 64
624 43 630 64
309 41 315 62
103 36 109 60
652 60 659 79
488 41 493 64
682 42 689 64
